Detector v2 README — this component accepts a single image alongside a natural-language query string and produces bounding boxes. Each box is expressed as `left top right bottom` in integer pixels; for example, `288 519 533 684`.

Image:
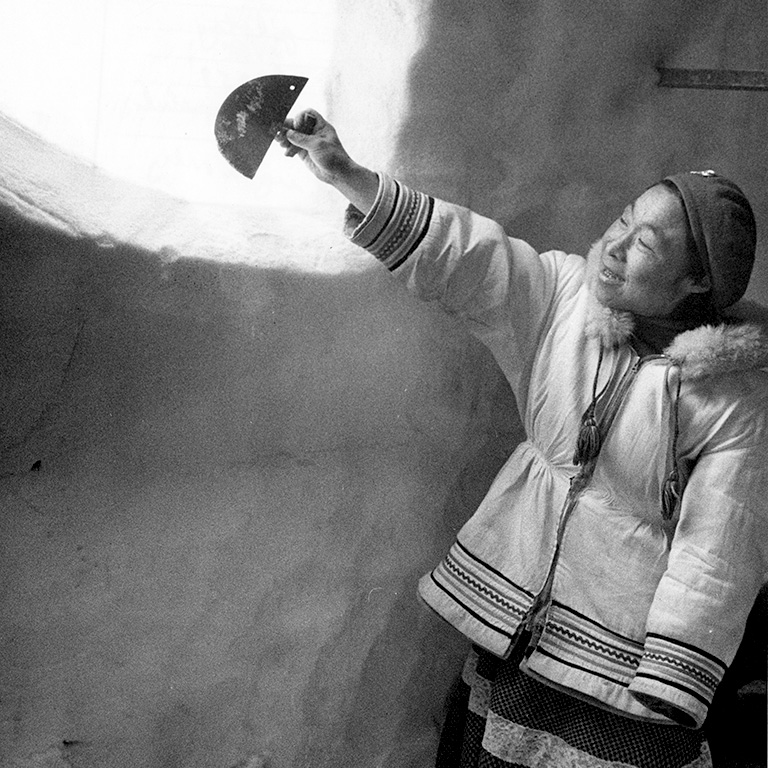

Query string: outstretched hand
276 109 353 185
275 109 379 214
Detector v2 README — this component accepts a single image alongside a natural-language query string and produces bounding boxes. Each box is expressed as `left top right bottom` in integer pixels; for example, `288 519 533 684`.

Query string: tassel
661 468 681 520
573 344 604 466
573 409 601 465
660 367 684 521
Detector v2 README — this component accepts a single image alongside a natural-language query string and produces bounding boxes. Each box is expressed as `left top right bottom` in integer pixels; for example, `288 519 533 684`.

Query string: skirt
436 644 713 768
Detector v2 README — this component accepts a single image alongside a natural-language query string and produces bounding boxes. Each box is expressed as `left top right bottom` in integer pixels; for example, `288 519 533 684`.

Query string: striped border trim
536 603 644 687
349 176 434 271
634 633 726 706
431 541 533 633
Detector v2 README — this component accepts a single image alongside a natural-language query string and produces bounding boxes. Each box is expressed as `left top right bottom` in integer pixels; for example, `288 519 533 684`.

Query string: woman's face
586 184 709 318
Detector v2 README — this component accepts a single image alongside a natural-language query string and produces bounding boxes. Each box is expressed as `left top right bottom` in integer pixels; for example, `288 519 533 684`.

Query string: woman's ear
682 272 711 295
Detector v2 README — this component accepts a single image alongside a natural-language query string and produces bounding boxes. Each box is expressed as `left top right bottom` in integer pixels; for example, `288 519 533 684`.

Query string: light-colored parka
346 174 768 729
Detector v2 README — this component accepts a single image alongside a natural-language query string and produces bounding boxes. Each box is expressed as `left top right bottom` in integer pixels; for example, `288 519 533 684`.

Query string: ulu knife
214 74 309 178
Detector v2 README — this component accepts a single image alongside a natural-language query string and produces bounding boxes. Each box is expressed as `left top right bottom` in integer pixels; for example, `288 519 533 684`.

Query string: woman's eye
638 239 655 255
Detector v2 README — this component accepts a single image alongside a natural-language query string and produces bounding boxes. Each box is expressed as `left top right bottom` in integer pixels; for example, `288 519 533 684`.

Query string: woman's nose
606 233 630 262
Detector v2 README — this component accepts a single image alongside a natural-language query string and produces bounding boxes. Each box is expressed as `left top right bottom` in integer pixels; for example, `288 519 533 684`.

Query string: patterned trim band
634 633 726 706
536 602 644 687
348 174 434 270
431 541 533 634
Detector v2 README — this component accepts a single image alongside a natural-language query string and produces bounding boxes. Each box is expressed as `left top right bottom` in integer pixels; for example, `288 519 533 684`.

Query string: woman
278 111 767 768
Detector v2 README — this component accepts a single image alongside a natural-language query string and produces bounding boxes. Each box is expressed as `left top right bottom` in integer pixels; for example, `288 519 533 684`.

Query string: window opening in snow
0 0 337 210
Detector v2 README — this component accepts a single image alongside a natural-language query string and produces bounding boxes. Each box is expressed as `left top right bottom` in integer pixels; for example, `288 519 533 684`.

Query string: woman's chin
588 272 624 310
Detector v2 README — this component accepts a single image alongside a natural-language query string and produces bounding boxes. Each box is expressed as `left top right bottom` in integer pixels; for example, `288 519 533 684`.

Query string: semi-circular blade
214 74 308 178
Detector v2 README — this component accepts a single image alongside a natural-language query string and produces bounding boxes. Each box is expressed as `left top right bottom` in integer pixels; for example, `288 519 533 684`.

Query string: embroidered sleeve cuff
344 173 434 271
628 633 727 729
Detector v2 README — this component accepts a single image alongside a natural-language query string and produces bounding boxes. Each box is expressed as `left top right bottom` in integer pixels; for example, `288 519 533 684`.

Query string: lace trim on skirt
482 710 713 768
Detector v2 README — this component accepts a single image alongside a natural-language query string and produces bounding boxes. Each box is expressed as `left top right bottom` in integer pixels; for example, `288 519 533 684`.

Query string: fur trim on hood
666 322 768 380
584 295 635 348
585 293 768 380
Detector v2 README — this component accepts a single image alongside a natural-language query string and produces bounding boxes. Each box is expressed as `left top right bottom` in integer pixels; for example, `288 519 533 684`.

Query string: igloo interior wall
1 2 766 767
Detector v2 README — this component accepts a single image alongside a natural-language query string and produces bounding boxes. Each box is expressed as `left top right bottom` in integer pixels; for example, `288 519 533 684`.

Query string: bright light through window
0 0 337 212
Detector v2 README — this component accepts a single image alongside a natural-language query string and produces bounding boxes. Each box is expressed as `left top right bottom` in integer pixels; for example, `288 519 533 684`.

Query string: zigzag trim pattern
442 557 528 617
635 634 725 704
537 603 644 686
547 625 640 667
642 653 719 689
351 176 434 271
431 541 533 630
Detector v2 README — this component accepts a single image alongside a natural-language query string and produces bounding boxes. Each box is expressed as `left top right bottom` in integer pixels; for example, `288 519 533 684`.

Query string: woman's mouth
600 266 624 285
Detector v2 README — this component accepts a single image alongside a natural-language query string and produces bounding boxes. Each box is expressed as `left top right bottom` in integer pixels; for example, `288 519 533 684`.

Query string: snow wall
1 1 766 767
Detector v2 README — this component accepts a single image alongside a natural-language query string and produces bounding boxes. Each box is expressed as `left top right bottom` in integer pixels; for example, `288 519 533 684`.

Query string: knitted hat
663 170 756 309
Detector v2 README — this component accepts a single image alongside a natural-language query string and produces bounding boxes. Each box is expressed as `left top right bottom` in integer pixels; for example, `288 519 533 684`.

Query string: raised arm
276 109 378 215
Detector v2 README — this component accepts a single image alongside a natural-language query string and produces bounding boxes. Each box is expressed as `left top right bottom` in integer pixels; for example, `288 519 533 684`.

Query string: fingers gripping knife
214 74 314 178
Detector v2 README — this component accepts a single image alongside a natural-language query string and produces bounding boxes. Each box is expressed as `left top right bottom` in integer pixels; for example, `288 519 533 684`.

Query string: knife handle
294 112 317 135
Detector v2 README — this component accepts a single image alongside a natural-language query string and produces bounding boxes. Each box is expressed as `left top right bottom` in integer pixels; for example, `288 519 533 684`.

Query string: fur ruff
665 323 768 380
584 292 635 347
585 292 768 380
